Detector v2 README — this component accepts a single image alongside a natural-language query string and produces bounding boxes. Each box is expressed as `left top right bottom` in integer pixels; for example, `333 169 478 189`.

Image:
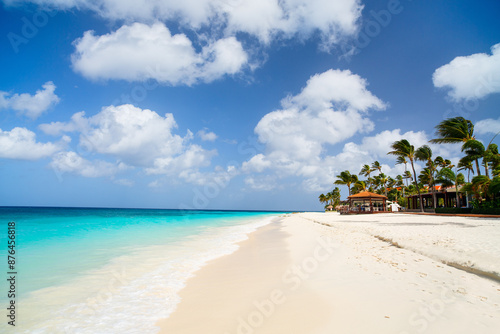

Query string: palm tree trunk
410 159 424 212
431 174 437 209
455 179 459 207
475 159 481 176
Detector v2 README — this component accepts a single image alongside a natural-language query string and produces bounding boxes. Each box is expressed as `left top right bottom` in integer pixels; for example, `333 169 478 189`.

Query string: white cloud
241 69 386 191
40 104 187 165
114 179 134 186
50 151 127 177
244 175 278 191
0 127 62 160
475 117 500 135
39 111 88 135
146 145 216 175
241 154 272 173
253 69 385 162
12 0 362 49
433 43 500 101
0 82 60 118
71 23 248 85
197 128 218 141
39 104 218 180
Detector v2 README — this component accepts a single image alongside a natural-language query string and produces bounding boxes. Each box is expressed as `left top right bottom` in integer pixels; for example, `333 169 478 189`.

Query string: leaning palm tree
483 143 500 179
430 117 475 144
403 170 413 187
318 193 328 208
436 168 465 207
371 161 382 175
330 187 341 208
335 170 358 197
430 117 482 174
351 180 367 195
458 157 475 182
359 164 372 187
415 145 437 208
462 139 485 177
388 139 424 212
378 173 389 197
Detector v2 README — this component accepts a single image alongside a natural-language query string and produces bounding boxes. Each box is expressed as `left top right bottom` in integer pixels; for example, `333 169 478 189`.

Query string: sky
1 0 500 211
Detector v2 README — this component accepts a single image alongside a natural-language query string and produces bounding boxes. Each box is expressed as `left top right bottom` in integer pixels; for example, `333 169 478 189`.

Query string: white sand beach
158 213 500 334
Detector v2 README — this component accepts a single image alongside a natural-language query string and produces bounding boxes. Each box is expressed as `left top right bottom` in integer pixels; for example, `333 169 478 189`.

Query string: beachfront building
405 186 468 211
346 191 387 213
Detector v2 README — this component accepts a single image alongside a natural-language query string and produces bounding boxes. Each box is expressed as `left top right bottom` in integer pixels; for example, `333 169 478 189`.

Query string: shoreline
158 212 500 333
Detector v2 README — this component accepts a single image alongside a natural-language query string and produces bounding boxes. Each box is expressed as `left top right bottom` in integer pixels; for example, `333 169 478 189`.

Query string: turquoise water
0 207 281 333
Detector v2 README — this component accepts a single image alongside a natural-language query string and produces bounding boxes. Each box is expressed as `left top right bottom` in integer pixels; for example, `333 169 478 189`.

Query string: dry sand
157 213 500 334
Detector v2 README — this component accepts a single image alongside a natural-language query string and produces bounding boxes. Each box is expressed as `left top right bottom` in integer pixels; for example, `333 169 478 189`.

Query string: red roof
348 191 388 199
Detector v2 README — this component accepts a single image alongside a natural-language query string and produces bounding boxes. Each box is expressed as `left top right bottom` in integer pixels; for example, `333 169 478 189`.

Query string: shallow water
0 207 280 333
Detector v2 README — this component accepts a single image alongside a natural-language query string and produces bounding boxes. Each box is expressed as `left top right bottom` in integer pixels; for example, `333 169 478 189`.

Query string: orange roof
348 191 388 199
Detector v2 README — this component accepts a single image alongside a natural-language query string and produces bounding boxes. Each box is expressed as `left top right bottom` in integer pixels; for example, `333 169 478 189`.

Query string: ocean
0 207 281 333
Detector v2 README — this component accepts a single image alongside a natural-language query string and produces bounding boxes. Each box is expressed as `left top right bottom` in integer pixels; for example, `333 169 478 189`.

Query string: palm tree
415 145 437 208
484 143 500 178
464 175 491 203
458 157 474 182
436 168 465 207
371 161 382 175
327 187 342 209
388 139 424 212
403 170 413 187
430 117 482 175
334 170 358 197
462 139 485 177
378 173 389 197
351 180 367 195
430 116 475 144
359 164 372 187
318 193 328 208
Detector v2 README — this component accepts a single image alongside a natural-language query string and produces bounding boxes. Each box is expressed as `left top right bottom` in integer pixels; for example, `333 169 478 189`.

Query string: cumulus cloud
0 127 63 160
242 69 386 191
145 145 217 175
71 23 248 85
251 69 385 162
41 104 186 165
0 82 60 118
11 0 362 48
433 43 500 101
475 116 500 135
197 128 217 141
50 151 128 177
39 104 217 180
244 175 278 191
242 68 465 193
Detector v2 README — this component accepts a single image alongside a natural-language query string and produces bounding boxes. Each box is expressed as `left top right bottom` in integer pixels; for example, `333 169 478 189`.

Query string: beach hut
347 191 387 213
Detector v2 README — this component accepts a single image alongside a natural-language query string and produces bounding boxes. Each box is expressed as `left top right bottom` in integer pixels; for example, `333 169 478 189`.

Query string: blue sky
1 0 500 211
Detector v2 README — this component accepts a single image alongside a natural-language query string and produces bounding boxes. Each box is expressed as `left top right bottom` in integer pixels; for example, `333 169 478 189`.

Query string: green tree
436 168 465 207
388 139 424 212
371 161 382 175
462 139 485 177
352 180 367 195
318 193 328 208
334 170 358 197
415 145 437 208
359 164 372 187
430 117 483 175
458 157 474 182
